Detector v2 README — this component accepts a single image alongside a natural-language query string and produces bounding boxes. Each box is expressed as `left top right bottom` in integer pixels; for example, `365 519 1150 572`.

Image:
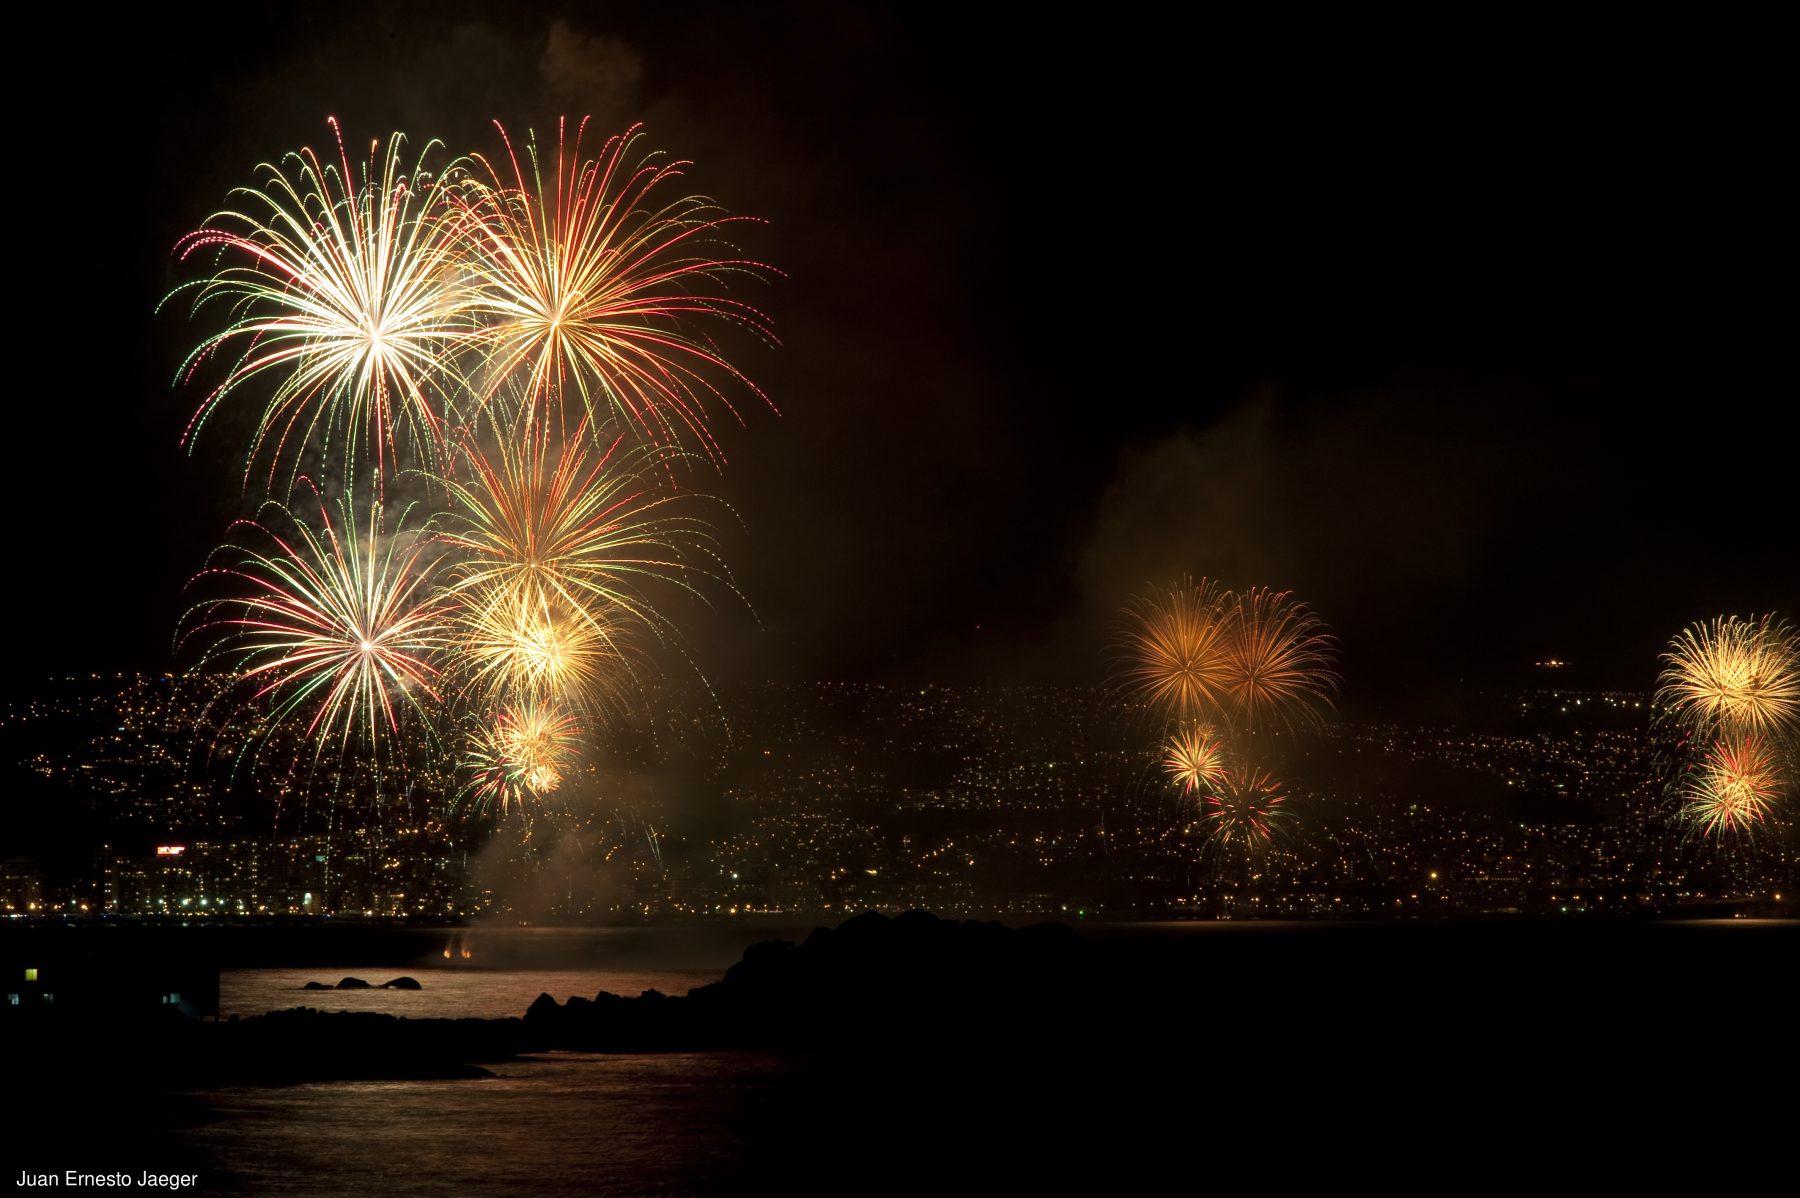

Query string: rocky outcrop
519 910 1095 1052
302 975 420 990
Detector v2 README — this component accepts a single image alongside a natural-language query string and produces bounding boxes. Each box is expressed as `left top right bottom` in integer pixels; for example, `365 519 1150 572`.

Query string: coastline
10 911 1797 1089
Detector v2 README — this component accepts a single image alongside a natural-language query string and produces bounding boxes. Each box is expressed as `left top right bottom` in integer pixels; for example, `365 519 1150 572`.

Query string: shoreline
11 911 1798 1090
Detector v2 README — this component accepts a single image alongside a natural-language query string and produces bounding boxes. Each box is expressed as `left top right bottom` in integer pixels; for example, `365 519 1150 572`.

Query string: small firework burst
461 698 584 816
1164 724 1227 794
1681 731 1782 838
453 580 624 715
1201 766 1291 850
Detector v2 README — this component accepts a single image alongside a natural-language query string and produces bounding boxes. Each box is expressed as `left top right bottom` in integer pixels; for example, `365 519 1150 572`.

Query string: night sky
18 5 1794 714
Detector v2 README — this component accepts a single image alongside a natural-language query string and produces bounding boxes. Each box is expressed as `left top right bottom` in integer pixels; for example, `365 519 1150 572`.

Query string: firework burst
1119 578 1236 727
183 487 449 767
167 116 776 839
454 579 627 715
1681 731 1782 838
456 119 776 459
1164 723 1227 794
435 406 718 650
1656 614 1800 741
1222 587 1339 733
1200 765 1292 850
461 698 584 815
169 120 475 492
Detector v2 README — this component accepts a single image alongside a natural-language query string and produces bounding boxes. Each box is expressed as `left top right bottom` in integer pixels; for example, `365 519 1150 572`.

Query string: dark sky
15 4 1795 712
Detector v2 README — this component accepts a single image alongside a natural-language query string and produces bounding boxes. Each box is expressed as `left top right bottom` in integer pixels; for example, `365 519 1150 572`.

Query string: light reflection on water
182 1053 796 1197
220 968 722 1019
220 924 823 1019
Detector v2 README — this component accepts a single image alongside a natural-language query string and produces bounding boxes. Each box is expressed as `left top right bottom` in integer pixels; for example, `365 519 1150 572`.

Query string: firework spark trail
1681 730 1782 837
455 118 777 461
168 120 475 493
182 486 450 766
1656 614 1800 741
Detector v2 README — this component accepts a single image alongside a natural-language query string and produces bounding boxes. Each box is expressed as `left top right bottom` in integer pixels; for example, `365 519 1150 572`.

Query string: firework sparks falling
1119 578 1236 727
183 488 449 764
1681 731 1782 837
1656 614 1800 740
456 119 776 459
1222 587 1339 733
169 120 474 491
1163 724 1227 794
462 698 584 815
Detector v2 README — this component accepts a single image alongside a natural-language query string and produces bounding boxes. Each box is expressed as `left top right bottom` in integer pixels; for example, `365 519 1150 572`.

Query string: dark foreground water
22 919 1799 1193
177 1053 799 1196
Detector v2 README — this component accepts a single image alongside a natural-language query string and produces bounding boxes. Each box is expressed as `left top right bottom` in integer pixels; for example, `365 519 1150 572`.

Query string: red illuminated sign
155 845 186 857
